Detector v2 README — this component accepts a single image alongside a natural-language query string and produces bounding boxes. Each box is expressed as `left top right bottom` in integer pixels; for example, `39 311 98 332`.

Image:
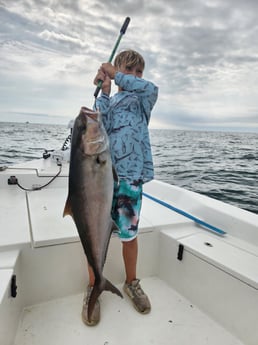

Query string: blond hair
114 50 145 70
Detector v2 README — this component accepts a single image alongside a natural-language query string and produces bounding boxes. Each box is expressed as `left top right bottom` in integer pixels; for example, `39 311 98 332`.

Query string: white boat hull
0 158 257 345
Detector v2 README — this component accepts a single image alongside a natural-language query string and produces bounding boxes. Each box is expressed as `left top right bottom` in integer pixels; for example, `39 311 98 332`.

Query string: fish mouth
85 141 108 156
86 135 105 145
86 113 99 123
79 107 108 154
84 130 108 155
81 107 100 123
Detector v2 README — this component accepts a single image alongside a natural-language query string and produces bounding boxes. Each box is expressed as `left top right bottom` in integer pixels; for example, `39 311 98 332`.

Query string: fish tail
104 278 123 299
87 278 123 321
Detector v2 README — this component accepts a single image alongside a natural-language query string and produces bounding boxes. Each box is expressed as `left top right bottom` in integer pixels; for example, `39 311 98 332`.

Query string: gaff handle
120 17 130 34
94 17 130 98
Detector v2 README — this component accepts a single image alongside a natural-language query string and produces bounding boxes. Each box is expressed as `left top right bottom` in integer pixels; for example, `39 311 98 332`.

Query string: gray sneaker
123 279 151 314
81 285 100 326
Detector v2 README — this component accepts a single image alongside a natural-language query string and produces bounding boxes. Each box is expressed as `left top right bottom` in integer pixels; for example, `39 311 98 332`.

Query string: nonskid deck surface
14 277 243 345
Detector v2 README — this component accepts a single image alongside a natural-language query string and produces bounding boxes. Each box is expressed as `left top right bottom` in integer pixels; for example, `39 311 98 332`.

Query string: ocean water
0 122 257 214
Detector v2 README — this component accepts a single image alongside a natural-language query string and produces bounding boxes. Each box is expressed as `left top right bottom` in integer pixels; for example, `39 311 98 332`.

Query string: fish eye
96 156 106 165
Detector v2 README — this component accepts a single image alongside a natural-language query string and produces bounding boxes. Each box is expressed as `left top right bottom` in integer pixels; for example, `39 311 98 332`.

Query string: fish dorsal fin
112 166 119 182
63 195 73 218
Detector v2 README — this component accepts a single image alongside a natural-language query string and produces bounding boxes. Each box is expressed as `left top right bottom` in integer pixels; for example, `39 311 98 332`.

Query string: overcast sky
1 0 258 132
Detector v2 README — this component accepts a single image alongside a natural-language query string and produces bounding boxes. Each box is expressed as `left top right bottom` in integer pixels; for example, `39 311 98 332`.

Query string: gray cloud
0 0 258 131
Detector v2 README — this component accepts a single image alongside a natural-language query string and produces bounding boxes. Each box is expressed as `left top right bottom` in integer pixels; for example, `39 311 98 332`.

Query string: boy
82 49 158 326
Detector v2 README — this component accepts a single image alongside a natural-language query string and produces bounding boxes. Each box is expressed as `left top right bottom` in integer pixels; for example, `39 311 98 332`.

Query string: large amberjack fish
63 106 122 321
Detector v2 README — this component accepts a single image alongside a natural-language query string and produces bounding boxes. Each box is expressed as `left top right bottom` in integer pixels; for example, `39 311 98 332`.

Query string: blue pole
142 192 227 236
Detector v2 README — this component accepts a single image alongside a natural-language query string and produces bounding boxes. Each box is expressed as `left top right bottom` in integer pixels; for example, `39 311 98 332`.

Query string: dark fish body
63 107 122 320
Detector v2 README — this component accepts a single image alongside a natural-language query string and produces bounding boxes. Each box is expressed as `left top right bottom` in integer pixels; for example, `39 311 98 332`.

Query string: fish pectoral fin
63 196 73 218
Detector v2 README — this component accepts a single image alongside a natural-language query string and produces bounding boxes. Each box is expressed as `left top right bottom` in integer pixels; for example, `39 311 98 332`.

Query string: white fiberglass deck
1 160 258 345
14 277 243 345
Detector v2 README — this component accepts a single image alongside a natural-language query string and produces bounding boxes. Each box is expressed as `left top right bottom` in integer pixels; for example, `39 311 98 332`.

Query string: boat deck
1 160 258 345
14 277 243 345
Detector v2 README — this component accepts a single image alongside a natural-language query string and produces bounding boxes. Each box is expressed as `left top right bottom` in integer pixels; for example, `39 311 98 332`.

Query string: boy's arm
114 72 158 123
93 93 112 132
93 93 110 112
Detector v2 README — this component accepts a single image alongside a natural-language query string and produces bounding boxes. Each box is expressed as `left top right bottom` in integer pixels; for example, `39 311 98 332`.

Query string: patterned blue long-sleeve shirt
94 72 158 184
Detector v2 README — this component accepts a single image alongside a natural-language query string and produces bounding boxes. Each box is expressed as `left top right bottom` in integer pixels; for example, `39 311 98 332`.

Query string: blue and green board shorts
111 179 143 242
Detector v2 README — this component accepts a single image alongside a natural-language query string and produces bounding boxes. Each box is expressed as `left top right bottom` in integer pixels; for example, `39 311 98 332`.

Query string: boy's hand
94 67 111 95
101 63 116 80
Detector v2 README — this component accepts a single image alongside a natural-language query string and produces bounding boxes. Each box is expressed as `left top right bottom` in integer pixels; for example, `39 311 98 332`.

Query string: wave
1 123 257 214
